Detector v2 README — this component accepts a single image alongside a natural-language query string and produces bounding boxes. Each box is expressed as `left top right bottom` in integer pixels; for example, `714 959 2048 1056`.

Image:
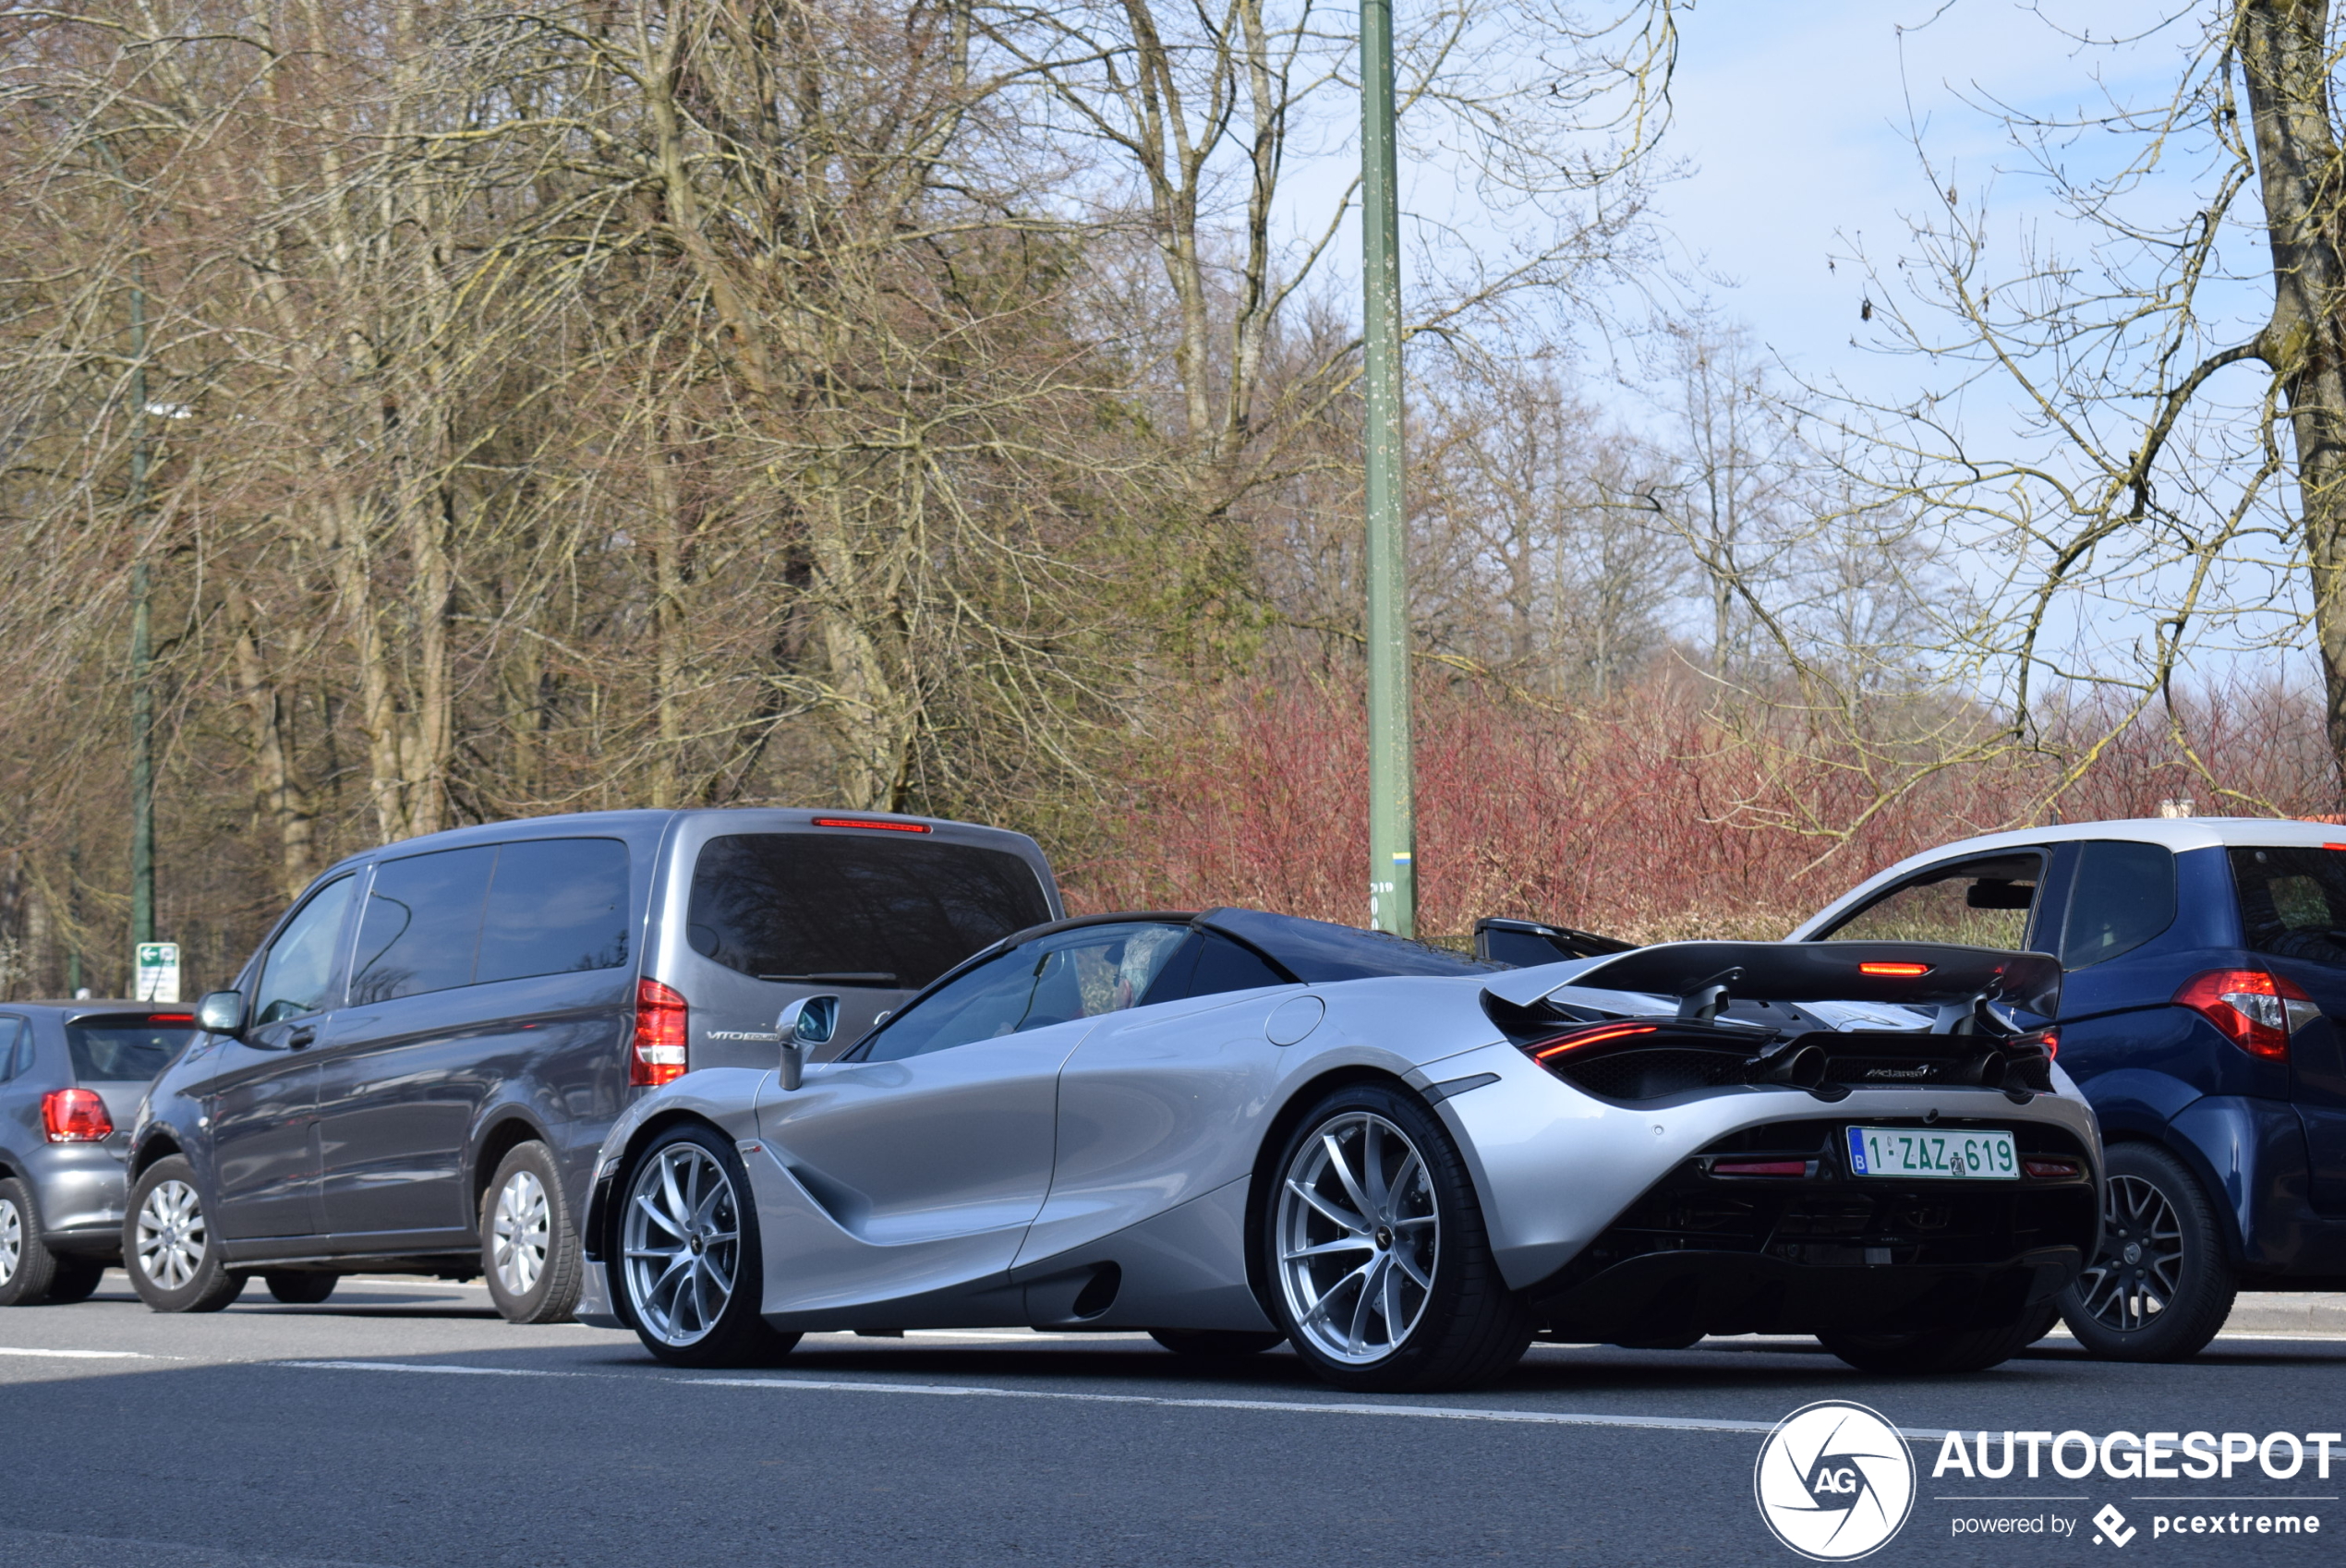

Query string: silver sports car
576 909 2101 1391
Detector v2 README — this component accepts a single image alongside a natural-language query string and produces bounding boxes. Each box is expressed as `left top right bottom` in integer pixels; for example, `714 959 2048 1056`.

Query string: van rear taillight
2173 968 2312 1060
631 978 690 1086
42 1087 114 1142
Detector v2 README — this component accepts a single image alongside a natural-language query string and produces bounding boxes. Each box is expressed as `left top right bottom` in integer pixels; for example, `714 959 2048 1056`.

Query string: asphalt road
0 1275 2339 1567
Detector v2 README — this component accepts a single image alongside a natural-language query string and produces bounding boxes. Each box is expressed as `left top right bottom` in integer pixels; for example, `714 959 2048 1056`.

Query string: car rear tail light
2023 1157 2081 1179
2173 968 2313 1060
810 816 931 833
1524 1022 1659 1061
630 978 690 1086
42 1087 114 1142
1711 1158 1810 1177
1857 961 1933 976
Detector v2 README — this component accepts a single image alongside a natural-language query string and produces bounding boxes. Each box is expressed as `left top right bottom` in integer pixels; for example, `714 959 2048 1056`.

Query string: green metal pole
1360 0 1416 936
128 252 155 950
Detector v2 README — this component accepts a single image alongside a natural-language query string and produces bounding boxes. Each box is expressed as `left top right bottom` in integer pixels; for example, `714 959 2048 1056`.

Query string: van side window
254 874 358 1024
2060 841 2177 969
0 1018 26 1080
351 848 496 1005
477 838 631 984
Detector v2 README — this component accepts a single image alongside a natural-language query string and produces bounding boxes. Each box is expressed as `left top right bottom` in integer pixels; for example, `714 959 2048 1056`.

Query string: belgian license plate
1845 1127 2017 1180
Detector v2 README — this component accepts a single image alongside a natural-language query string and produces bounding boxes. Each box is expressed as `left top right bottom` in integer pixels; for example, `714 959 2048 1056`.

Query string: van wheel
265 1272 337 1305
1820 1298 2060 1374
1261 1082 1532 1393
123 1157 248 1313
481 1141 583 1325
0 1177 95 1307
2059 1141 2237 1361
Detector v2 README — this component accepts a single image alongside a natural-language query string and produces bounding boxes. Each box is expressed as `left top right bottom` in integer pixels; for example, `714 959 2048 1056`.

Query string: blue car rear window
2231 846 2346 966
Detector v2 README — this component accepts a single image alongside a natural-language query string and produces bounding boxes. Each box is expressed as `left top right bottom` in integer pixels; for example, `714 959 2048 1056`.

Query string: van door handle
287 1027 316 1050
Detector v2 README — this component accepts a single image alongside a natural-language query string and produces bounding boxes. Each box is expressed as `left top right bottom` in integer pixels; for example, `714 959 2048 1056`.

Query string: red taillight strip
1711 1158 1809 1177
2023 1158 2082 1179
810 816 931 833
1530 1022 1659 1060
1857 961 1932 976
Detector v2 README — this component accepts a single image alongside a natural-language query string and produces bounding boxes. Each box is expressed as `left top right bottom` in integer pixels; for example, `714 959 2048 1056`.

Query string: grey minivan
125 809 1058 1321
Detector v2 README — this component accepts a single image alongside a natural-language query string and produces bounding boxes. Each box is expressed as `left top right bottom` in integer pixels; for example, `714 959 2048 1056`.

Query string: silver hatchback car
0 1003 197 1305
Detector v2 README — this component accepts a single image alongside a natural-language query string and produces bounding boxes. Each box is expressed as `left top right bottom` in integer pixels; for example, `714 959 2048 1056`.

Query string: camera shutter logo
1753 1400 1916 1560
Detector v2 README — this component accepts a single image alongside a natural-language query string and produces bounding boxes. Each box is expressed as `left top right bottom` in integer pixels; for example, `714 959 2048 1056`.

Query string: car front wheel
123 1156 247 1313
1261 1082 1531 1393
482 1141 583 1324
617 1124 799 1368
2059 1141 2236 1361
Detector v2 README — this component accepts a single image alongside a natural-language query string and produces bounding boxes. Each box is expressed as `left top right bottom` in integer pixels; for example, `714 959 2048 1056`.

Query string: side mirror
774 995 840 1092
196 990 247 1038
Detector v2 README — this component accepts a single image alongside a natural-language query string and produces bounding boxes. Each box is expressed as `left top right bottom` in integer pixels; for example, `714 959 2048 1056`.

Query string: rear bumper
18 1141 128 1257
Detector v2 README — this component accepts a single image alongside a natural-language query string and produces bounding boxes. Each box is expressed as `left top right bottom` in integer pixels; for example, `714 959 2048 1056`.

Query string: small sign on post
135 942 180 1004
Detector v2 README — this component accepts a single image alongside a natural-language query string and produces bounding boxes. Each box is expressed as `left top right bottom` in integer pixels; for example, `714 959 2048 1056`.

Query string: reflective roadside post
1361 0 1417 936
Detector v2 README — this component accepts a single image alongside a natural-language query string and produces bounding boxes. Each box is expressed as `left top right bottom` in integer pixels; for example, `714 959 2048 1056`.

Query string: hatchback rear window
67 1015 197 1081
687 834 1053 990
2231 846 2346 966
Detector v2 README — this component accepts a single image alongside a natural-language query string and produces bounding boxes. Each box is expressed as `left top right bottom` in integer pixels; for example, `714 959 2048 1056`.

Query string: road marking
0 1346 157 1359
270 1355 1951 1436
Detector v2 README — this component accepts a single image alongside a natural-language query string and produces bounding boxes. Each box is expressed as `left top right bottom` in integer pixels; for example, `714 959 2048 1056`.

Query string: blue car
1792 818 2346 1360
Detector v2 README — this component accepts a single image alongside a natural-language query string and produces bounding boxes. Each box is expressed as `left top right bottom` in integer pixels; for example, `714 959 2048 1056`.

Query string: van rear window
67 1015 197 1082
2230 846 2346 966
687 834 1052 990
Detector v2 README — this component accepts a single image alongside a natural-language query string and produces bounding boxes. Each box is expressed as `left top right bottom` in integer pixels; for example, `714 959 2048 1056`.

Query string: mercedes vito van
124 809 1058 1321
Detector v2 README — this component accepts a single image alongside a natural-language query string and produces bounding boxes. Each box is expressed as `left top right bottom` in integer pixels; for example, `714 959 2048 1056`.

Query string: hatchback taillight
2173 968 2313 1060
630 978 689 1086
42 1087 114 1143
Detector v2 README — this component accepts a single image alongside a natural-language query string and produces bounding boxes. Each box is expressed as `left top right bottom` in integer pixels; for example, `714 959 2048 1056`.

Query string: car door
200 874 357 1241
313 846 498 1246
754 920 1189 1311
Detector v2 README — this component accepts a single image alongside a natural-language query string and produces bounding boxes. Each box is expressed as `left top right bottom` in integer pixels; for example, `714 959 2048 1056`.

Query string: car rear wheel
1148 1328 1285 1357
123 1156 247 1313
617 1124 800 1369
1261 1082 1531 1393
0 1177 101 1307
2059 1141 2236 1361
264 1271 337 1305
481 1141 583 1325
1819 1298 2061 1374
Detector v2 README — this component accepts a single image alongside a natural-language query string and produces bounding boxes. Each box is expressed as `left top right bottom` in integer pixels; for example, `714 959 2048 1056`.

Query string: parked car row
0 805 2336 1392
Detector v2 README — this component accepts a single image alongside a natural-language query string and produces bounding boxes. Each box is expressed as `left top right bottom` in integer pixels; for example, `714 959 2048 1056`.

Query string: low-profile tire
1260 1081 1532 1393
1819 1297 2061 1375
480 1141 583 1325
122 1156 247 1313
0 1177 84 1307
2058 1140 2237 1362
1149 1328 1285 1357
265 1271 337 1306
616 1123 800 1369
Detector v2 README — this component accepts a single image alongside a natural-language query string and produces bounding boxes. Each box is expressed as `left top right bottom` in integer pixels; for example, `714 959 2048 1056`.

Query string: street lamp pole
1360 0 1416 936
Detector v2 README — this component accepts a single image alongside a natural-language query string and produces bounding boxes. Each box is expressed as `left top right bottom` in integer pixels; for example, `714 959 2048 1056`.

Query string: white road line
0 1346 157 1359
279 1360 577 1378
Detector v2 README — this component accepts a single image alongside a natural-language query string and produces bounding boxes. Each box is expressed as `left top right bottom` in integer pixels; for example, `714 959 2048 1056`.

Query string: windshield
687 833 1052 991
67 1014 197 1082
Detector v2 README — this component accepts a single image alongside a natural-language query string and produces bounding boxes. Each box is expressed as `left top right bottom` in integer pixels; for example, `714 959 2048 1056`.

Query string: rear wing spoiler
1495 940 2062 1019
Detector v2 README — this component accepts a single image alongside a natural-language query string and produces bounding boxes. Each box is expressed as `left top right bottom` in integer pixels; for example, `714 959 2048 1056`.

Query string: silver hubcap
1275 1111 1438 1365
137 1179 206 1292
491 1169 550 1298
2075 1174 2184 1332
621 1143 741 1347
0 1198 20 1284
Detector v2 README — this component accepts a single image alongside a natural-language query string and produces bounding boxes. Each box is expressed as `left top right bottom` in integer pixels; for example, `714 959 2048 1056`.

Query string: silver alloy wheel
621 1142 742 1347
0 1196 19 1284
2074 1173 2184 1332
137 1179 206 1293
1274 1111 1439 1364
490 1168 550 1297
